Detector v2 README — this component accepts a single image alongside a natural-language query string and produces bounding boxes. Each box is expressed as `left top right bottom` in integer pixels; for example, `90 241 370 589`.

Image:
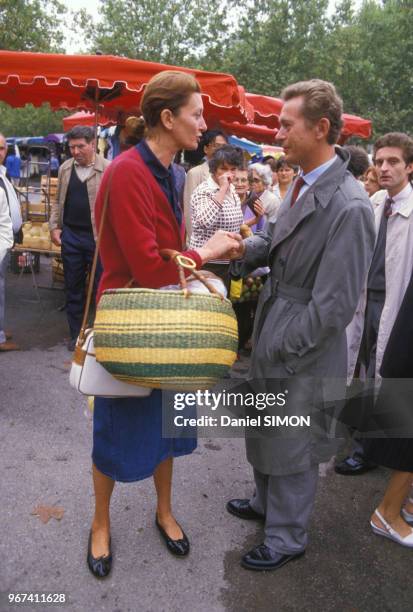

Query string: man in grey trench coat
227 79 376 571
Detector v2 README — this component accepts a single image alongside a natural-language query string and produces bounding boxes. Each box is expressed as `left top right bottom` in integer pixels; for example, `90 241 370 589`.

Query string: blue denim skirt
92 390 197 482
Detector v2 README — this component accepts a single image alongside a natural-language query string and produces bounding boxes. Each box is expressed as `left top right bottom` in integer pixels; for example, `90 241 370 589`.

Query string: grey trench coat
233 148 375 475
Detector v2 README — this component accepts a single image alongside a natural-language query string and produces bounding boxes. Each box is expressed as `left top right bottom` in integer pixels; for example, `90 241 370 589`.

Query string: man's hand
50 228 62 247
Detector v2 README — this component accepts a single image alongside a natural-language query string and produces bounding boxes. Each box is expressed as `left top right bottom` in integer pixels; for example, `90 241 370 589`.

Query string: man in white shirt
0 133 22 351
183 130 227 239
337 132 413 475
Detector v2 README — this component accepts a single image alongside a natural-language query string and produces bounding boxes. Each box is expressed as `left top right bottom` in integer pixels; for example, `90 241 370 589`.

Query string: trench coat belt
270 278 312 305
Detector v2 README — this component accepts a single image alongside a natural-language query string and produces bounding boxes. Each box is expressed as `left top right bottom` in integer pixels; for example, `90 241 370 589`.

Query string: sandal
370 509 413 548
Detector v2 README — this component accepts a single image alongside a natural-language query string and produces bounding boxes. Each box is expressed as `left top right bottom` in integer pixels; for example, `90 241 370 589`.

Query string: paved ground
1 259 412 612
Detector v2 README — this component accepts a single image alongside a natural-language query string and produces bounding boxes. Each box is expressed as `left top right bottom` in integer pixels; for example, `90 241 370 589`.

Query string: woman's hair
364 165 379 183
122 116 146 146
208 145 244 174
248 162 273 187
275 157 299 173
140 70 201 129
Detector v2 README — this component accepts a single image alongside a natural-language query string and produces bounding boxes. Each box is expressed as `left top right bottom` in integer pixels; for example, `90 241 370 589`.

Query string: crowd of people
0 73 412 579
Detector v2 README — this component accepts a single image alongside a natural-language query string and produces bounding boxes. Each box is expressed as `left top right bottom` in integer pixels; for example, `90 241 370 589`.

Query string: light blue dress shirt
295 155 338 202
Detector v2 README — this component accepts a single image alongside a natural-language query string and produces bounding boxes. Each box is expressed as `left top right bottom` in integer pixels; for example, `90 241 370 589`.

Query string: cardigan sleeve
98 157 202 289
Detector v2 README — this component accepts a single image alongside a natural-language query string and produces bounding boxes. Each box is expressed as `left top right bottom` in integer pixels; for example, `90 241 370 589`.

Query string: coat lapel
270 188 317 253
269 150 349 254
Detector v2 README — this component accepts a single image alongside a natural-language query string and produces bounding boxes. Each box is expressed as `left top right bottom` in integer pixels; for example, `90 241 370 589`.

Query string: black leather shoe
241 544 305 571
87 531 112 579
334 455 378 475
155 517 190 557
226 499 265 521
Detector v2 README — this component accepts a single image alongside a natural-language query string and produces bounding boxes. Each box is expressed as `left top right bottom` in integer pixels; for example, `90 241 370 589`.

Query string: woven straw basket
94 255 238 390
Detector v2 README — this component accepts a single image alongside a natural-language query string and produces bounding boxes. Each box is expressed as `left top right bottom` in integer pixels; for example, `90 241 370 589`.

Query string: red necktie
384 197 393 218
290 176 306 207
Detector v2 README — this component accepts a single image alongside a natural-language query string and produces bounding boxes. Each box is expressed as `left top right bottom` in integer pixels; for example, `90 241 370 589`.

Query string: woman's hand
253 199 265 218
195 230 244 264
216 172 232 193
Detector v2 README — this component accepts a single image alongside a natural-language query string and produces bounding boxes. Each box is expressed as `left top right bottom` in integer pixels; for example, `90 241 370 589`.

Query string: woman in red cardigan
88 71 241 578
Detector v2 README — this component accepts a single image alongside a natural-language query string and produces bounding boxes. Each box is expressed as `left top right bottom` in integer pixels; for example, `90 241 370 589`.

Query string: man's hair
373 132 413 166
281 79 343 145
201 129 227 149
344 145 370 179
66 125 95 142
208 145 243 174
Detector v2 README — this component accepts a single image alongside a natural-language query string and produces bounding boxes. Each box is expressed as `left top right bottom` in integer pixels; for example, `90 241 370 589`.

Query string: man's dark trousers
61 225 102 341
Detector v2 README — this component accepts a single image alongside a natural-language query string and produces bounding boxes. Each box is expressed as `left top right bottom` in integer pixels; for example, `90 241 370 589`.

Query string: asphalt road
1 259 412 612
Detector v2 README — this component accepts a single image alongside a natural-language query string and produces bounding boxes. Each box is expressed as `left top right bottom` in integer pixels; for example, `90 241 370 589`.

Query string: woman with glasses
248 163 281 224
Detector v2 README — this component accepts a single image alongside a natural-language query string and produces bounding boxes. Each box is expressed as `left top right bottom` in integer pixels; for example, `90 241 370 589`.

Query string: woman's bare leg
371 471 413 536
91 463 115 557
153 457 184 539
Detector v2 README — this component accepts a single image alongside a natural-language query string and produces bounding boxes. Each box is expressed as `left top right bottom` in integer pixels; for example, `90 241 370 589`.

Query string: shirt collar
74 157 95 168
391 181 413 203
301 155 338 186
137 139 170 179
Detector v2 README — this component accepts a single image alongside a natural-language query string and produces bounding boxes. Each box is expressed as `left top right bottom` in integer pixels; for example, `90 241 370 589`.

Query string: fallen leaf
31 505 64 524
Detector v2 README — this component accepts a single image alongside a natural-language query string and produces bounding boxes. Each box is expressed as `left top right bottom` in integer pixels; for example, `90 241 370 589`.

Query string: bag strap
159 248 224 299
77 175 225 347
77 167 114 346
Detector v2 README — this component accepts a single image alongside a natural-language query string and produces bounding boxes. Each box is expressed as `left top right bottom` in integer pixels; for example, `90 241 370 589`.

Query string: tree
75 0 234 67
0 0 66 52
0 103 68 137
0 0 67 136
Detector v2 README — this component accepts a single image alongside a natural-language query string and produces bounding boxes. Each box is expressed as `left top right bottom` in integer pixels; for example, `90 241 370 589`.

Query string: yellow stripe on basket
95 346 236 365
95 309 237 329
114 375 219 390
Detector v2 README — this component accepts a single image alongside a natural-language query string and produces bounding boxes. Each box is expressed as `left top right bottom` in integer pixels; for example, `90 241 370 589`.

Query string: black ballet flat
87 531 112 578
155 516 190 557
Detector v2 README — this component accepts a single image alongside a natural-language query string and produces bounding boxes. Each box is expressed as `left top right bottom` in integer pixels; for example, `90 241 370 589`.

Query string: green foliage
0 0 66 52
0 103 68 137
75 0 234 66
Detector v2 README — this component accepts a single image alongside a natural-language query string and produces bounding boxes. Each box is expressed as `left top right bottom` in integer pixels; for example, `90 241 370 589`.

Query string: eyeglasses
249 177 262 184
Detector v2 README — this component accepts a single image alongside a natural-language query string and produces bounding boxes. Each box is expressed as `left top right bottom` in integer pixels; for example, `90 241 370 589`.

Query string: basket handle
159 248 224 300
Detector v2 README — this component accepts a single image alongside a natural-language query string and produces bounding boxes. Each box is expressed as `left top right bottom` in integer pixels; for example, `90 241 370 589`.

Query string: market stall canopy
62 111 114 131
228 135 262 156
245 92 372 140
0 50 254 124
221 120 278 145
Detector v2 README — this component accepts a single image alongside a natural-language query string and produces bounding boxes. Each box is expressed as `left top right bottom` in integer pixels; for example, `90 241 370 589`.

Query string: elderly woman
248 162 281 223
233 166 265 232
189 144 244 287
89 71 241 578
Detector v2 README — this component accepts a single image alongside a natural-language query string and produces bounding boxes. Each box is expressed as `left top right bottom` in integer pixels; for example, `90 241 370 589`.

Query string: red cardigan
95 148 202 301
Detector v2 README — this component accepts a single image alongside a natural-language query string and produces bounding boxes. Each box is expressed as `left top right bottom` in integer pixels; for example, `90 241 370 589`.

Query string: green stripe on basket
94 332 237 350
98 292 234 313
99 361 232 378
